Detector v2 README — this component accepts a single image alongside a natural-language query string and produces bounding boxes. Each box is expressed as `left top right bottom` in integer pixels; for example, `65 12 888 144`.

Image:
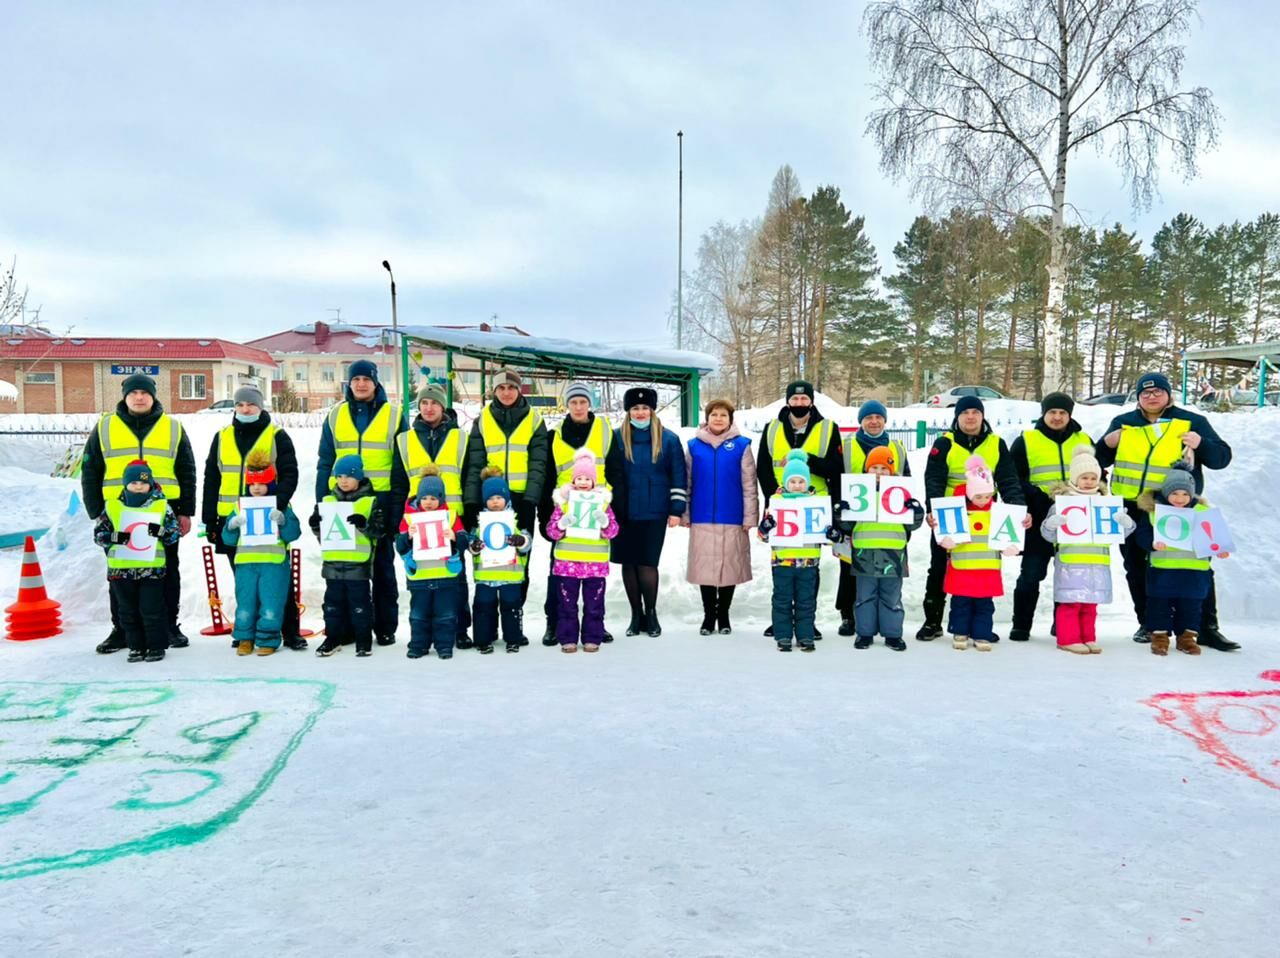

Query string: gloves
593 510 609 526
146 523 163 537
226 514 245 531
346 513 367 530
468 537 484 555
557 514 571 530
269 509 284 524
836 499 851 515
1042 515 1064 532
445 554 463 575
758 514 776 536
1119 512 1136 532
507 533 528 549
402 554 418 575
824 525 843 544
308 508 321 533
113 531 131 545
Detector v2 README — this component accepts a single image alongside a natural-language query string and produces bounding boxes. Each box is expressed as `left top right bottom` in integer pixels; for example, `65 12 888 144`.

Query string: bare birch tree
864 0 1219 391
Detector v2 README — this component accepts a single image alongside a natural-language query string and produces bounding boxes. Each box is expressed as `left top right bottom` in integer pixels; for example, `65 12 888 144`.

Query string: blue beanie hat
954 395 985 417
857 400 888 423
348 359 379 382
1135 371 1172 396
780 449 810 491
417 476 447 503
481 472 511 506
334 455 365 481
123 459 155 489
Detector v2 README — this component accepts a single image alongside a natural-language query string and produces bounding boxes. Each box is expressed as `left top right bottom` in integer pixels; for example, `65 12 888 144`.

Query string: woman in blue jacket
611 387 688 636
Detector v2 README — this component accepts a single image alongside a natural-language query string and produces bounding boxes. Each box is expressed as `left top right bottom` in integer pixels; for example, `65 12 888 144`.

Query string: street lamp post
381 259 402 413
677 130 684 352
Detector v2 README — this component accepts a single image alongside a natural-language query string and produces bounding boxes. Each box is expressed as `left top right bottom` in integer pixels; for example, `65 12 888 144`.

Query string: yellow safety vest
328 401 399 492
215 424 277 517
480 405 543 494
474 546 529 584
769 494 824 561
98 412 183 503
1056 541 1111 567
1023 429 1093 492
1150 501 1211 571
843 435 907 477
105 498 168 570
950 510 1000 570
552 417 612 489
1111 419 1191 500
943 431 1001 496
767 419 836 495
850 521 909 552
230 506 290 566
396 427 466 522
318 495 375 563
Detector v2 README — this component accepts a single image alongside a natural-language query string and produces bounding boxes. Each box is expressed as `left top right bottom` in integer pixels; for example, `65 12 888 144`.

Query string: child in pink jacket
546 451 620 652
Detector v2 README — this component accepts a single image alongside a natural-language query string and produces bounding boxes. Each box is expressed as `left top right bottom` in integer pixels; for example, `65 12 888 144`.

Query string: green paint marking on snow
0 678 335 881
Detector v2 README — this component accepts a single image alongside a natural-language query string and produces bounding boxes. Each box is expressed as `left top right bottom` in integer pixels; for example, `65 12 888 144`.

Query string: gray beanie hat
563 381 592 404
416 382 448 407
1160 461 1196 500
234 385 265 408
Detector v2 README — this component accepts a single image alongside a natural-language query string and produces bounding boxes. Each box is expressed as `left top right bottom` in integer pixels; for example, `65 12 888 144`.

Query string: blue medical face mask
629 418 651 430
234 412 258 423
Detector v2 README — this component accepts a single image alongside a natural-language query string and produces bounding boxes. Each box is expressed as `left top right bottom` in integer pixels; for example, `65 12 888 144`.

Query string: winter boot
1197 626 1240 652
376 634 396 647
316 638 342 657
126 649 145 663
561 643 578 653
1132 626 1152 644
1010 589 1038 642
257 645 276 657
973 639 993 652
143 649 166 662
952 634 970 651
799 642 816 653
838 618 856 637
283 635 309 651
854 635 874 650
625 609 644 637
1175 630 1202 656
1058 643 1091 655
699 588 716 635
916 622 944 641
1084 643 1102 654
1149 631 1170 656
763 624 775 637
813 627 823 640
456 633 475 650
477 643 494 654
645 609 662 637
438 651 453 660
776 641 792 652
885 636 907 652
601 629 614 643
236 640 254 656
541 626 559 647
168 627 190 649
406 648 426 659
97 628 128 654
505 641 520 653
356 648 372 657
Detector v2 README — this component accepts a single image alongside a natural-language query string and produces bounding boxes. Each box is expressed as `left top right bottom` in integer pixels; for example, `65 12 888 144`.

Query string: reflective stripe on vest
951 510 999 569
328 402 398 492
474 550 528 584
99 413 183 502
553 533 612 564
1056 543 1111 566
319 495 375 562
234 538 288 566
850 522 908 551
396 428 466 522
1111 419 1191 500
1023 429 1093 491
481 405 543 494
552 417 612 488
943 431 1001 496
216 424 277 516
843 436 907 477
105 498 168 570
1151 502 1212 570
767 419 835 495
407 555 456 581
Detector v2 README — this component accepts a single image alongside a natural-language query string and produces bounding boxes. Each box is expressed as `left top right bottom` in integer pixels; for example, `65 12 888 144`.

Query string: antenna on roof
328 308 341 322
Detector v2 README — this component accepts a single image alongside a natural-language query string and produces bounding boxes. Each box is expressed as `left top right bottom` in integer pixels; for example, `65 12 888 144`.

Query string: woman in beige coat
683 399 759 634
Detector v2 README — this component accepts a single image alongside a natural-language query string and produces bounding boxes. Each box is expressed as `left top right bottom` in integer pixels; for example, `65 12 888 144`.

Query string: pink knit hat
571 450 597 488
964 455 994 496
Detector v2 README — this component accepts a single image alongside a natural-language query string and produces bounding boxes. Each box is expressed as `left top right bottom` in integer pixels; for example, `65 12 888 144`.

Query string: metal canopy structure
1181 340 1280 406
395 325 717 426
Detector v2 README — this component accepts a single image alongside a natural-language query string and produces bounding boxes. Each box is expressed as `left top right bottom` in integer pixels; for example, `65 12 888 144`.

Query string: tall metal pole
677 130 684 352
381 259 402 414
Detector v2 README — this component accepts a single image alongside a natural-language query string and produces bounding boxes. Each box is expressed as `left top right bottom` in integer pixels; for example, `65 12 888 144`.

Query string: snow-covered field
1 403 1277 957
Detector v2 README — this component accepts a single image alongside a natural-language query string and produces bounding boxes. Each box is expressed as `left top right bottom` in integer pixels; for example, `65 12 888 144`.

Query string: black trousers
371 534 399 640
109 538 181 633
323 578 374 652
1120 500 1219 632
110 577 168 652
922 535 948 627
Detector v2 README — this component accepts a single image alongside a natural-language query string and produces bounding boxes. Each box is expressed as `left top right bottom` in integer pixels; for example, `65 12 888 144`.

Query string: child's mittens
308 508 321 535
1001 546 1020 557
1042 515 1064 532
269 509 284 524
593 510 609 526
402 553 418 575
468 537 485 555
346 513 368 530
939 536 955 550
1119 512 1136 532
112 531 132 545
226 514 245 531
556 514 571 530
507 532 528 549
146 523 163 537
758 513 776 536
445 554 463 575
395 531 411 554
824 525 843 544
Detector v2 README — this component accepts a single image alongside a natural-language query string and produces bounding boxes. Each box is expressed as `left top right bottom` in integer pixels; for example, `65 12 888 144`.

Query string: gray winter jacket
1040 481 1135 604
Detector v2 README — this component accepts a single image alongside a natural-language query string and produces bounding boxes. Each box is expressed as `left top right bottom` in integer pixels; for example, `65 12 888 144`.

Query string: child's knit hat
1161 461 1196 500
123 459 155 490
571 449 597 489
244 449 277 492
480 466 510 506
781 449 811 490
334 455 365 481
865 445 897 475
417 464 447 504
1068 444 1101 486
963 455 994 497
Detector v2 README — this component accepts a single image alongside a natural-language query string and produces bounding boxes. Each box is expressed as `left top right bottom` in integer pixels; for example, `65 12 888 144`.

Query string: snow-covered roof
396 325 717 377
0 380 16 401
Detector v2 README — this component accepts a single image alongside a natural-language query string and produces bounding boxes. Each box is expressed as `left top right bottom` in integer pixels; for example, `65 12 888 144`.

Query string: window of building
340 362 352 381
293 365 307 383
24 371 55 384
272 365 284 381
321 364 336 382
180 374 207 400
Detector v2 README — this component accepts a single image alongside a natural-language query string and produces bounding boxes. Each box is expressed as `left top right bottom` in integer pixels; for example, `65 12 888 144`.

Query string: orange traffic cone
5 535 63 641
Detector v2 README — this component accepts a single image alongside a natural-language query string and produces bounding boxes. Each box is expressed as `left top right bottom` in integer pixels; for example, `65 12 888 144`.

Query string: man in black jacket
201 386 304 648
919 396 1026 640
81 373 198 652
1094 371 1236 650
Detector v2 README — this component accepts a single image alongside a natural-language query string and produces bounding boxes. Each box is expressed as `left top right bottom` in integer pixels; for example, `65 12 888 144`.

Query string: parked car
925 385 1005 407
1079 392 1130 406
198 399 236 415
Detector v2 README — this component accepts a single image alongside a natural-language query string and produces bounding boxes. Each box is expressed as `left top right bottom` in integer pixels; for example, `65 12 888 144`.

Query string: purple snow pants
556 577 607 647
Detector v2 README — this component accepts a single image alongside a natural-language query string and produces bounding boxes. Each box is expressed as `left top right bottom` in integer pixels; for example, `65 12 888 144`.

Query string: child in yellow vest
221 450 302 657
395 465 466 659
546 452 619 652
938 457 1010 651
92 459 181 662
467 467 533 653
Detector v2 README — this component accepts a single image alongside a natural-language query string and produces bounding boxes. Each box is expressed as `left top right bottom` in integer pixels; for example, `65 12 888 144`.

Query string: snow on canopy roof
0 380 16 401
395 325 717 376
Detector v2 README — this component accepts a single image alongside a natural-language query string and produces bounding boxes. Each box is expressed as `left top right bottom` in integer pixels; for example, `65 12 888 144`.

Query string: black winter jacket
923 420 1024 507
1009 418 1090 522
755 407 844 500
1094 405 1231 494
80 400 198 519
200 412 299 546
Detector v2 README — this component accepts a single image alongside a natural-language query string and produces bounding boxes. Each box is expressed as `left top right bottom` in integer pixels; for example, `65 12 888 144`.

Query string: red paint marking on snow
1143 672 1280 793
1261 670 1280 683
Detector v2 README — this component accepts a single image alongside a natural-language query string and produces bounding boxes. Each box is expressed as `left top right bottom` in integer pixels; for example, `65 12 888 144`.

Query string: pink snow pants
1055 602 1098 646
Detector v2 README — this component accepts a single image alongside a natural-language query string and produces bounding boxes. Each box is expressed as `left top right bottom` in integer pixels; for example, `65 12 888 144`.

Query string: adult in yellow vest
200 385 306 650
755 380 843 639
536 381 622 646
315 360 408 647
80 372 197 654
834 399 911 636
1007 391 1092 642
1094 370 1236 650
394 381 472 650
920 395 1027 640
463 368 549 638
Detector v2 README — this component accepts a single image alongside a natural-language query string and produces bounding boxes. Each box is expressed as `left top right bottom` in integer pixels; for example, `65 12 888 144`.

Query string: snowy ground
1 404 1278 956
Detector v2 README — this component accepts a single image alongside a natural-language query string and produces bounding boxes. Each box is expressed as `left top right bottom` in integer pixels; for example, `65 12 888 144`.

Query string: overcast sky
4 1 1277 348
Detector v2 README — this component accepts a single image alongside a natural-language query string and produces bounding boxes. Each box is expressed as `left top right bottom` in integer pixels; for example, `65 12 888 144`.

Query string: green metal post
1181 356 1188 405
400 334 412 420
916 420 927 448
446 349 455 407
687 373 701 427
1259 358 1267 408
